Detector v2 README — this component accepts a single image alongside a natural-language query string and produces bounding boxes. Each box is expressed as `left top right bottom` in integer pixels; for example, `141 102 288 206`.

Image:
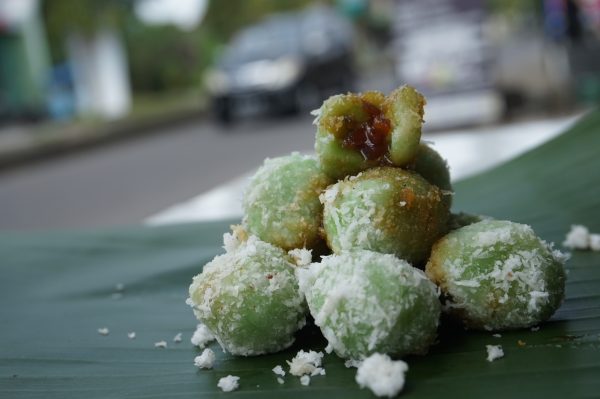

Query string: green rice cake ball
410 143 453 207
425 220 567 331
321 167 450 265
243 153 333 250
314 86 425 180
188 235 306 356
298 250 441 359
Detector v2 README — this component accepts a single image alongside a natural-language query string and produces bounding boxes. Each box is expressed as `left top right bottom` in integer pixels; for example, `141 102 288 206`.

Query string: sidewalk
0 97 206 170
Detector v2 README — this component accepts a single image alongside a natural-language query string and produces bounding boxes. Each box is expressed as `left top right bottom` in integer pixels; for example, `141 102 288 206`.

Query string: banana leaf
1 111 600 399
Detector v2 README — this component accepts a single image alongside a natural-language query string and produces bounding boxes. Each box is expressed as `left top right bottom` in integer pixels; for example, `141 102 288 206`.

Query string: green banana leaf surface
1 111 600 398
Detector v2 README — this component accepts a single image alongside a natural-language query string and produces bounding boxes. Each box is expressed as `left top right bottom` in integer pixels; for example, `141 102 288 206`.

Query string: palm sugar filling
335 99 392 161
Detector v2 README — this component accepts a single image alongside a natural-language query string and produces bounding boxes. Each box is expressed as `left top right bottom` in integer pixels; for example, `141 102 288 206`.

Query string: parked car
205 6 356 123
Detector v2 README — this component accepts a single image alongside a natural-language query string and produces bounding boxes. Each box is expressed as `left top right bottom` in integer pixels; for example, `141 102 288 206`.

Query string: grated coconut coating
242 153 333 251
426 220 567 331
188 235 307 356
298 250 441 359
321 167 450 265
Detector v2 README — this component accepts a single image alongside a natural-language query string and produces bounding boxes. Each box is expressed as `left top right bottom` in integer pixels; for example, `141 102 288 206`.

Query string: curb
0 107 207 172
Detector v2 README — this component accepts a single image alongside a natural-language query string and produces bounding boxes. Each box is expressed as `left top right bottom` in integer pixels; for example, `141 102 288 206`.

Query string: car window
221 17 301 65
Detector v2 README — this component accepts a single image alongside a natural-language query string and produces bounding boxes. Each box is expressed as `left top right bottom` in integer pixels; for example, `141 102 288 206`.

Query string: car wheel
213 99 234 125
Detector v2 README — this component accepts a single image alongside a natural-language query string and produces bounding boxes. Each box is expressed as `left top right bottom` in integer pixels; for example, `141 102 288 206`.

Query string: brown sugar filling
337 99 392 161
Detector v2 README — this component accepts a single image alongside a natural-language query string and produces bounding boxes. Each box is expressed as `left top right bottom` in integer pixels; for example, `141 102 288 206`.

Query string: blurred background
0 0 598 230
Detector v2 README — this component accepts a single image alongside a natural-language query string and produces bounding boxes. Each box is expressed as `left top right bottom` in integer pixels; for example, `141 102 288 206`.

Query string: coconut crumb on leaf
590 234 600 251
194 348 215 369
355 353 408 398
272 365 285 377
563 225 590 249
277 377 285 384
486 345 504 362
154 341 167 349
217 375 240 392
173 333 182 343
127 332 136 339
300 375 311 386
97 327 109 336
287 350 324 376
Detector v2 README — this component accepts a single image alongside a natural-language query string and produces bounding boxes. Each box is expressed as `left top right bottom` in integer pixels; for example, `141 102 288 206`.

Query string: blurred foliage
487 0 542 17
42 0 131 61
124 22 205 92
42 0 317 94
201 0 317 42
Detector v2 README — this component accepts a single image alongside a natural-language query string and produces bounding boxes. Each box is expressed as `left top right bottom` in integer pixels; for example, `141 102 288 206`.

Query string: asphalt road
0 114 316 231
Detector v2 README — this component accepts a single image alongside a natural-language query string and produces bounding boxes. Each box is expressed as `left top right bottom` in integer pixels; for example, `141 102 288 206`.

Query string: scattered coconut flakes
277 377 284 385
194 348 215 369
563 225 590 249
310 108 321 125
300 375 311 386
288 248 312 266
223 233 237 252
217 375 240 392
154 341 167 349
223 232 241 252
319 184 339 206
191 323 216 348
345 359 362 368
486 345 504 362
173 333 182 343
287 350 324 376
127 332 136 339
590 234 600 251
324 343 333 354
222 225 249 253
98 328 109 336
531 326 540 332
272 365 285 377
492 333 502 338
355 353 408 398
